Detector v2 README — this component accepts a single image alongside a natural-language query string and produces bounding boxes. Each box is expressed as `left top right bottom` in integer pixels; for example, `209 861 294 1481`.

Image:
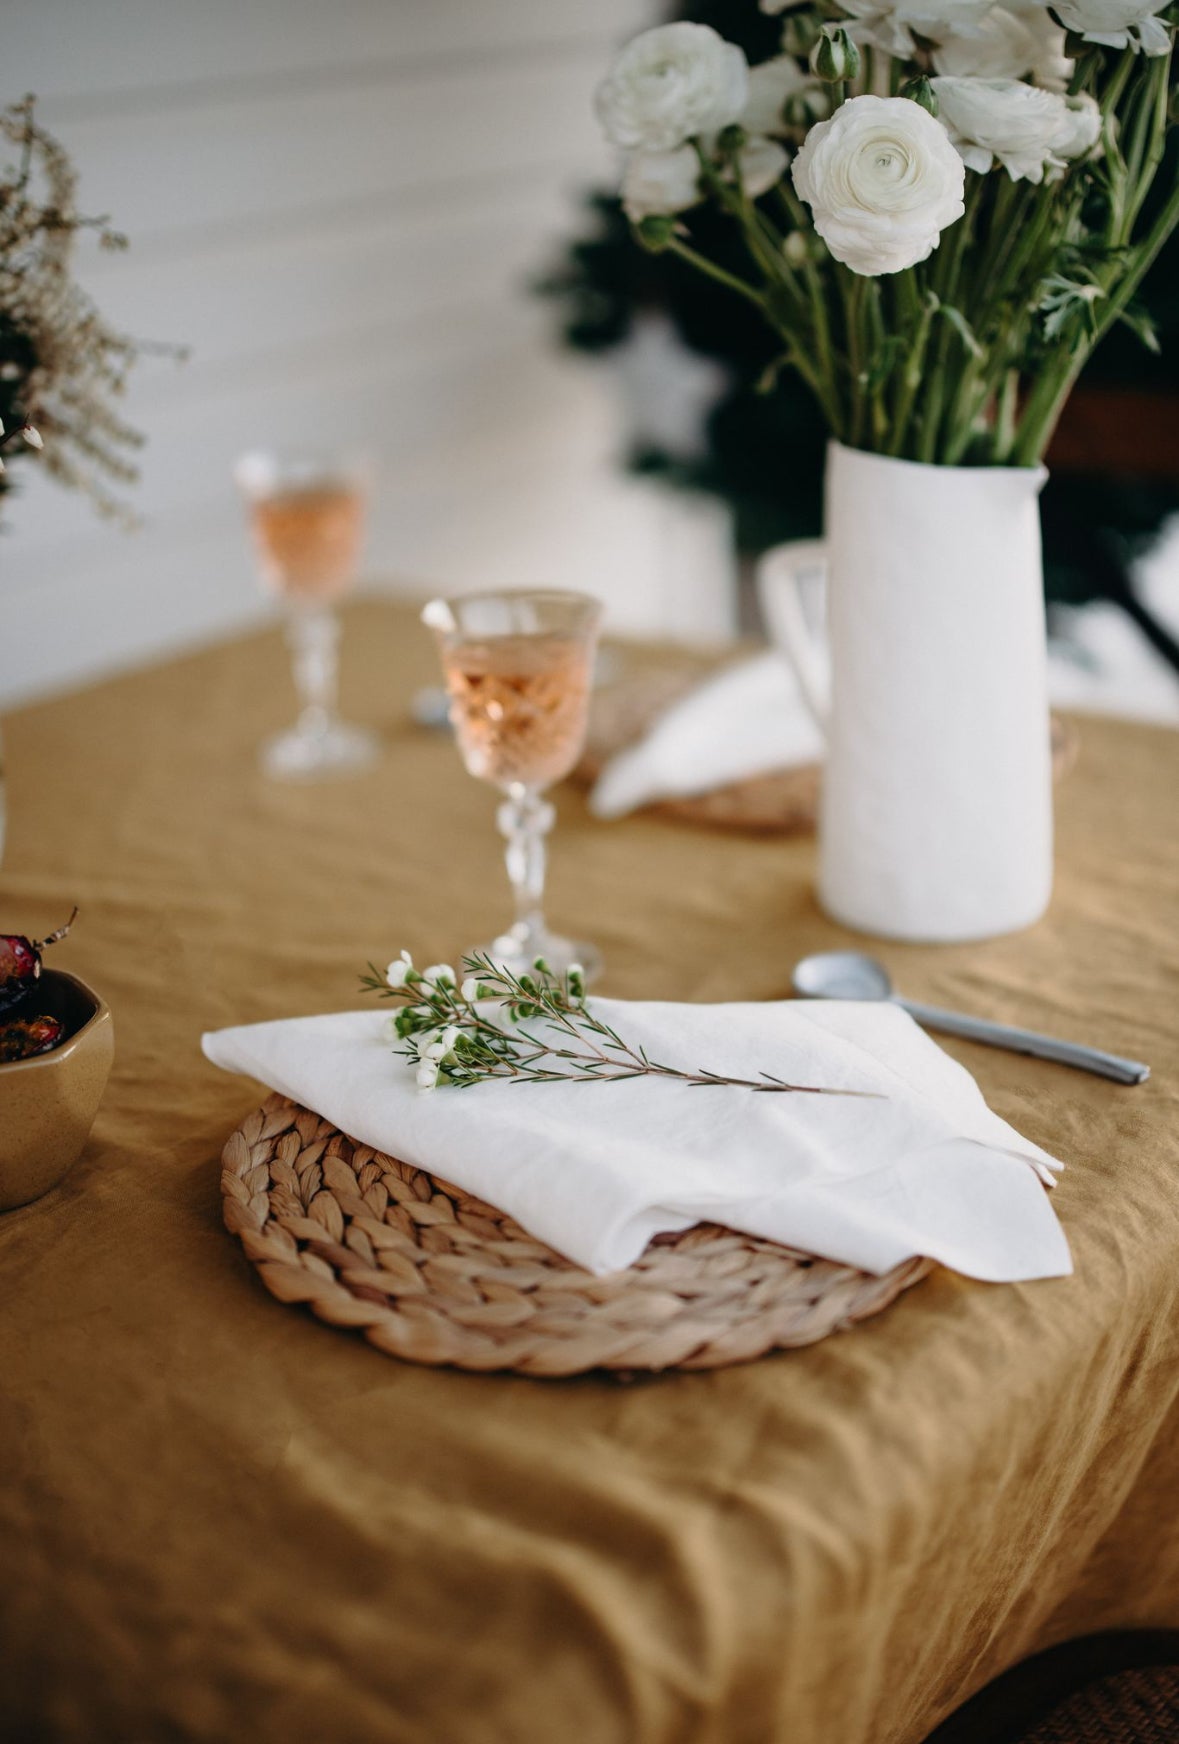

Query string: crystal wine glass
236 449 380 779
423 589 604 981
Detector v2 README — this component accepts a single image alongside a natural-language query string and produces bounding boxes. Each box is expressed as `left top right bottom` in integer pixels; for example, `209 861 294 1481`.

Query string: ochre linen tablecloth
1 598 1177 1744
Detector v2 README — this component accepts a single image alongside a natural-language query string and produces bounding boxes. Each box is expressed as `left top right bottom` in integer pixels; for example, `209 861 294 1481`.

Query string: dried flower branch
361 950 878 1097
0 94 182 522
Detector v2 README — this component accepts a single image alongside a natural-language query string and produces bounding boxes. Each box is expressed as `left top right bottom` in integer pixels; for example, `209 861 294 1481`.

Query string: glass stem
287 605 339 739
497 784 555 951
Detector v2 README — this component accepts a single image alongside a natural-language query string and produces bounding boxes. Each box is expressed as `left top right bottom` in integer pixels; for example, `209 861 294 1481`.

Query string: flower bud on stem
810 25 860 88
900 74 938 117
635 214 677 253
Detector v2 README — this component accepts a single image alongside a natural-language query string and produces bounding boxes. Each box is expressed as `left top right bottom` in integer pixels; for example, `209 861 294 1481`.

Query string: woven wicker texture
1020 1665 1179 1743
576 658 1079 836
221 1094 933 1376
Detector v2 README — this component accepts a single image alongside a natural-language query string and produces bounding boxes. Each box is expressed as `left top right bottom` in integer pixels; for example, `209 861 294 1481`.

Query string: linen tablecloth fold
203 996 1070 1282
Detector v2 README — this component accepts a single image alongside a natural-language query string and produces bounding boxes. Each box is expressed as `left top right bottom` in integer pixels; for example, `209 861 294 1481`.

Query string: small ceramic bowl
0 969 114 1212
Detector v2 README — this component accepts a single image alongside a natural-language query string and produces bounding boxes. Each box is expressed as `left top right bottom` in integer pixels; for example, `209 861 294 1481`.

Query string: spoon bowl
792 951 894 1003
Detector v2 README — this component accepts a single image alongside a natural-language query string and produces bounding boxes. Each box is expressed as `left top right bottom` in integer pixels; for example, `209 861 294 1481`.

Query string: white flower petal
932 5 1072 85
595 22 750 152
734 135 789 198
741 55 811 136
932 77 1096 184
1051 0 1172 53
838 0 996 56
621 145 702 220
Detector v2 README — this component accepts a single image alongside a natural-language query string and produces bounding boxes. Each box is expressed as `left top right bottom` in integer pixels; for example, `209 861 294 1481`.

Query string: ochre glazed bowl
0 969 114 1212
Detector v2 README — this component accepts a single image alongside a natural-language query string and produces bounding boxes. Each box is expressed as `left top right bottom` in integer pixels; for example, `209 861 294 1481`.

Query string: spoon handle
896 998 1150 1086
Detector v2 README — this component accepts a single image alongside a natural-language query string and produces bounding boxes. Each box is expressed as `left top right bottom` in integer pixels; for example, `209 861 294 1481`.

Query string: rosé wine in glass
235 449 378 780
423 590 603 982
443 631 594 790
248 482 364 604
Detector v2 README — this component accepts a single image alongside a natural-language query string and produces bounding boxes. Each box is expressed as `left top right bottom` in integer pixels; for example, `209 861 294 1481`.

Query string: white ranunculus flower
932 77 1098 182
621 145 702 219
837 0 996 56
595 23 749 152
1051 0 1171 52
933 5 1072 86
741 56 812 135
791 94 966 276
732 135 790 197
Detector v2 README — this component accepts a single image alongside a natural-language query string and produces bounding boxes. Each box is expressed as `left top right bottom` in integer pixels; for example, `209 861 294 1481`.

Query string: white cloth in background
588 607 1179 820
203 996 1069 1282
589 650 824 818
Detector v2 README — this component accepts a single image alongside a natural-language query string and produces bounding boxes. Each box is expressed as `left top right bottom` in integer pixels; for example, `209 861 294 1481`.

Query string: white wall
1 0 736 706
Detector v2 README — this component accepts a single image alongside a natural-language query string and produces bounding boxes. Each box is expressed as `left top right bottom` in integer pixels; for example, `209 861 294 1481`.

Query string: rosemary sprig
360 951 878 1099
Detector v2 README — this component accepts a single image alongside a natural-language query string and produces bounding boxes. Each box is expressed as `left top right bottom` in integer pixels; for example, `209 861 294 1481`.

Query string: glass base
260 719 379 781
474 924 602 986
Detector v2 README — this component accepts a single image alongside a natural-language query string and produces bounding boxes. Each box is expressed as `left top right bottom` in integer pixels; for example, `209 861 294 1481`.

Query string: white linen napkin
203 996 1070 1283
589 650 823 819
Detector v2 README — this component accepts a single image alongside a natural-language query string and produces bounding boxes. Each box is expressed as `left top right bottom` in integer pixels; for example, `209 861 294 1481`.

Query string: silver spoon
791 950 1150 1086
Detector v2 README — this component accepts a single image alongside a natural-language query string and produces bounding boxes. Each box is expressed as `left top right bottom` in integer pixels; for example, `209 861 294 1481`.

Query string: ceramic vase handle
755 541 831 732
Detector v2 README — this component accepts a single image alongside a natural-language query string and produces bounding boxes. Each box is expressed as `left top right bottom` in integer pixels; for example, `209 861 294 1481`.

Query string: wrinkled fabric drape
1 601 1176 1744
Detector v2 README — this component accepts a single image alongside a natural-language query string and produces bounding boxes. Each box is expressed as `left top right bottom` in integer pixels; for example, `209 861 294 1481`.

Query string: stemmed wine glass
423 589 604 981
236 449 380 780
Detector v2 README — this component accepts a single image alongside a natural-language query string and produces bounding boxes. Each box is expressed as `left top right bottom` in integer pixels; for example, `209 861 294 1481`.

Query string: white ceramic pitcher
758 442 1053 943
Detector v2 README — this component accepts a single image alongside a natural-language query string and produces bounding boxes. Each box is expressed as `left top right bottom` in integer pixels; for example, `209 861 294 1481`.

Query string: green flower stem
1124 54 1171 233
865 280 890 446
660 235 769 314
775 184 843 432
889 289 936 456
838 267 868 447
1012 169 1179 463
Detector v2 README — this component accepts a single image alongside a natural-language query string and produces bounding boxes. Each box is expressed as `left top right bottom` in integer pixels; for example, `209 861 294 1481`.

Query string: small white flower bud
423 963 455 986
385 950 412 988
416 1062 439 1090
461 978 481 1002
21 425 44 450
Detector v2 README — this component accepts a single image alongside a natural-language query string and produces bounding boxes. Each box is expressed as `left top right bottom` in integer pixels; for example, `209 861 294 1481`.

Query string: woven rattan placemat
221 1094 933 1377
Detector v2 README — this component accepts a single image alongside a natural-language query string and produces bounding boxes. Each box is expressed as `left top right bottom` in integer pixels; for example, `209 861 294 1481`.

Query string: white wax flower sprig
361 952 877 1099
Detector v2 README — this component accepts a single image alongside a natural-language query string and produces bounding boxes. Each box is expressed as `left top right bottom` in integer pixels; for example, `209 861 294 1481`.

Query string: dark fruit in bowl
0 1014 64 1063
0 908 78 1014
